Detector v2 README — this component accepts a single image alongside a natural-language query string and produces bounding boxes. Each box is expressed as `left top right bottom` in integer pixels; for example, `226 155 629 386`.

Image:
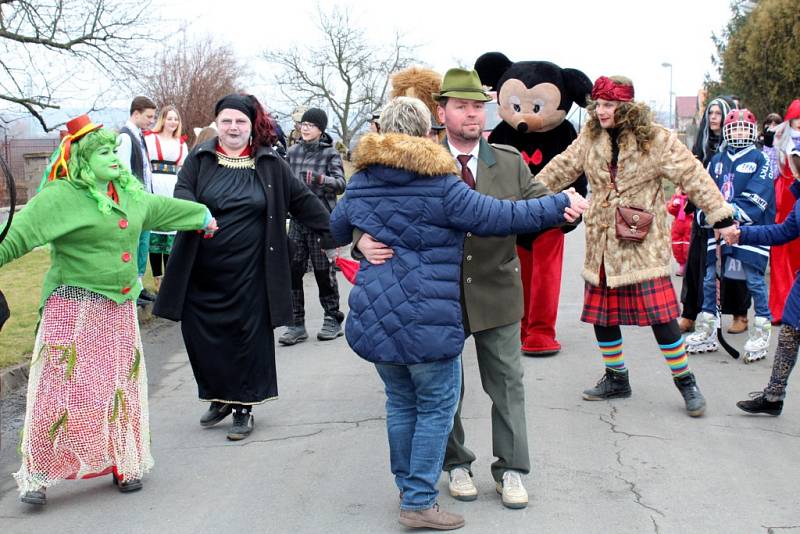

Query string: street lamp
661 62 673 129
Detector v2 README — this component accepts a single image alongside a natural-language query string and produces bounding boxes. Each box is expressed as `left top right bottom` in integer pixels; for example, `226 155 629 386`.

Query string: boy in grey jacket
280 108 346 344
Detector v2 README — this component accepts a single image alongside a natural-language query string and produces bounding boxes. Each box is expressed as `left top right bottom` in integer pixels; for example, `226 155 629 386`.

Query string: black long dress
181 152 276 404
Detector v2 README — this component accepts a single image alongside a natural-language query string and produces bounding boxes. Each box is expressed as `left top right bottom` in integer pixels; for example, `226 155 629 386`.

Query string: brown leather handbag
615 205 654 242
610 183 661 243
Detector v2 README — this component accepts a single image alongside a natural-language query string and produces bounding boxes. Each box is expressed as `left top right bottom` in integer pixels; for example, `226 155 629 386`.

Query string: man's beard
452 126 482 142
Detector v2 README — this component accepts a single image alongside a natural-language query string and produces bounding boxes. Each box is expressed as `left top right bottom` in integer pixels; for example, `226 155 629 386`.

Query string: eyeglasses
299 122 318 129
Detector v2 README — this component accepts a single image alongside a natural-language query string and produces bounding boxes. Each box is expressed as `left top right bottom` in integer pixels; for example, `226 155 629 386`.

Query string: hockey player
687 109 776 362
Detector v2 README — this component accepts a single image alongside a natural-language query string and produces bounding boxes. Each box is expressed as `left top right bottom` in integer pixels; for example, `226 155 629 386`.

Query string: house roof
676 96 698 119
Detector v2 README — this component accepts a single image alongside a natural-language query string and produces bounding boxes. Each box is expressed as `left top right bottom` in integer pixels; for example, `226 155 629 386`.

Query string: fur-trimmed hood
352 133 457 181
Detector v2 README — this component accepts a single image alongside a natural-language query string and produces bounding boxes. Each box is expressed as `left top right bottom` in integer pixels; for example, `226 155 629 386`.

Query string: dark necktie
457 154 475 189
139 132 149 156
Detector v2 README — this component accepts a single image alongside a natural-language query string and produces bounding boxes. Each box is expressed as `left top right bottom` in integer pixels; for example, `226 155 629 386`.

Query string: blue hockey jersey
699 145 776 272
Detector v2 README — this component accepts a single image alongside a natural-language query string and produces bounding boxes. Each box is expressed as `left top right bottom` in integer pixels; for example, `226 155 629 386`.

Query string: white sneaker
495 470 528 509
448 467 477 501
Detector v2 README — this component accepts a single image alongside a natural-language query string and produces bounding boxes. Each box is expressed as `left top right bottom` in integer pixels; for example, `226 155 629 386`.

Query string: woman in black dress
154 94 334 440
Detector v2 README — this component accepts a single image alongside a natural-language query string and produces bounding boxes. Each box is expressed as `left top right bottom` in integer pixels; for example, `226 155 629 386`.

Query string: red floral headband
591 76 634 102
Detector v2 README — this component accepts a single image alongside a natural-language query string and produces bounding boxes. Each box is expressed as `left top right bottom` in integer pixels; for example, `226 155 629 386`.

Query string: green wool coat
0 179 208 307
455 137 551 333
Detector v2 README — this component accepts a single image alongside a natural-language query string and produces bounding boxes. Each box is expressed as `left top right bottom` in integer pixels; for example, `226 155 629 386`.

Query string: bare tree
139 32 244 144
263 4 414 147
0 0 153 131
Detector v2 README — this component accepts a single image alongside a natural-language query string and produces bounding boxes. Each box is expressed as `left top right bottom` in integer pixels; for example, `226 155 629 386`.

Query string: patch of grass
0 247 50 369
0 247 157 369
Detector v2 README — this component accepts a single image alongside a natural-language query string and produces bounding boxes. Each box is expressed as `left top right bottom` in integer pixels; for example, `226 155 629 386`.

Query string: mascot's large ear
474 52 513 90
563 68 593 108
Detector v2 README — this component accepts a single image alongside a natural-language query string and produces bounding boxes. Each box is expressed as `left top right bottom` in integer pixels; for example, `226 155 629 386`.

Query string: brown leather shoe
728 315 748 334
399 503 465 530
678 317 695 333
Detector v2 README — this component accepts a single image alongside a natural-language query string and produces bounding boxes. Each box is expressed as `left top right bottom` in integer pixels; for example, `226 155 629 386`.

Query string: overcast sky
152 0 734 116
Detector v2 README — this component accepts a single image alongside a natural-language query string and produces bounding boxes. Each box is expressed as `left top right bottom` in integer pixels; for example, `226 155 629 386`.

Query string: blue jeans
375 356 461 511
702 259 771 319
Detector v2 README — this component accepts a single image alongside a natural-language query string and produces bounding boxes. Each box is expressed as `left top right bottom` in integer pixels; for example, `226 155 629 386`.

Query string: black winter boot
582 368 631 400
674 372 706 417
736 392 783 416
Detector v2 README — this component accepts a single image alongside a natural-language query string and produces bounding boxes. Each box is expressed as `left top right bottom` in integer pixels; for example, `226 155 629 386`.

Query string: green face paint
87 143 121 183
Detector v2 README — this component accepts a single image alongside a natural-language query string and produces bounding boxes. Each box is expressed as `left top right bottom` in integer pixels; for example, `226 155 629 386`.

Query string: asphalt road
0 227 798 534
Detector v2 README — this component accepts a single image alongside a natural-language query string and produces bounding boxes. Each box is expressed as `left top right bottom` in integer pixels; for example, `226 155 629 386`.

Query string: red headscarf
591 76 635 102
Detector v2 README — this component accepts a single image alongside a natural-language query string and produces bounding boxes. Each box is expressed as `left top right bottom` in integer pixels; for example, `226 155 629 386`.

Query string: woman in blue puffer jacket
329 96 587 528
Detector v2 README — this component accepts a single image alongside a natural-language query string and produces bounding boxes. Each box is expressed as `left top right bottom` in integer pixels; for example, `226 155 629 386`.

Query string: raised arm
535 130 587 193
0 182 79 267
143 194 210 233
739 207 798 247
661 131 732 225
442 176 569 236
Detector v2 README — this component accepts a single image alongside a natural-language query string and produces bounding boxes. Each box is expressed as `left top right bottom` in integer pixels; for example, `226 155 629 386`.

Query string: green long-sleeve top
0 179 209 307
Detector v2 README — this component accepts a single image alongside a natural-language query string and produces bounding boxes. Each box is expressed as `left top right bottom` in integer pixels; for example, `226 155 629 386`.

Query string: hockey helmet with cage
723 108 758 149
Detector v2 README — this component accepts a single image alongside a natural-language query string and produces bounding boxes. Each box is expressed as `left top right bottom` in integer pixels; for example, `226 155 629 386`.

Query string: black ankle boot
674 372 706 417
736 393 783 416
582 368 631 400
227 406 254 441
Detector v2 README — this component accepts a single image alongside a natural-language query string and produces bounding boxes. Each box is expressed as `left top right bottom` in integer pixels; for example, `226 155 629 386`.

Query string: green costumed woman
0 115 217 506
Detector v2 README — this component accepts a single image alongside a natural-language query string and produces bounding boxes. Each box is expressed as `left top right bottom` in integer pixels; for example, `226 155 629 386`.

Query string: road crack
763 526 800 533
601 405 666 521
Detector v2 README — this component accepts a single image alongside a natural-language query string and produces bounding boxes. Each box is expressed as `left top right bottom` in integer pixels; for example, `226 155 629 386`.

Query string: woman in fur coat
536 76 736 417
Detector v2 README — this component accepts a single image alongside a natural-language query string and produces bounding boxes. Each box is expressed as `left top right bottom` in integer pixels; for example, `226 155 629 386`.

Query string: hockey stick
715 237 740 359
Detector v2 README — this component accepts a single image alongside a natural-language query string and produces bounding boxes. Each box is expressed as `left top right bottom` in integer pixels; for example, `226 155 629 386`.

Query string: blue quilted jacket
329 133 569 365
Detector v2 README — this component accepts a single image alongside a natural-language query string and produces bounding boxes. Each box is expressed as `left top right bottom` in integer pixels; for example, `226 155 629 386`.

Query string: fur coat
537 125 733 288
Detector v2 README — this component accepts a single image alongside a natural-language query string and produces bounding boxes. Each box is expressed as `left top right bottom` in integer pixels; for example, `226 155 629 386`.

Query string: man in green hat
356 68 576 510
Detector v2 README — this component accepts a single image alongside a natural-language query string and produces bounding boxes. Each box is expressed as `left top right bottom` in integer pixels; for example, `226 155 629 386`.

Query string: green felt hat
432 68 492 102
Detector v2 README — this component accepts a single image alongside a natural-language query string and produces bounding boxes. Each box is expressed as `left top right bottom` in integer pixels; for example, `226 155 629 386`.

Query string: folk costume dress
144 132 188 254
178 145 277 405
0 178 209 495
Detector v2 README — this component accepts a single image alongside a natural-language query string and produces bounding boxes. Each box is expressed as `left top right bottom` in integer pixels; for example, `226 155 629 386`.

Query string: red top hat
47 114 103 181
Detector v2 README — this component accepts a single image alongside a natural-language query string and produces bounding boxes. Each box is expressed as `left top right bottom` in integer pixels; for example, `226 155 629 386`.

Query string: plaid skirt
581 266 680 326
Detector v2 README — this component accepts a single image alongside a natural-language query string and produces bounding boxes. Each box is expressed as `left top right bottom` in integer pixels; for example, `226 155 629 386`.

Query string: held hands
323 248 339 263
203 217 218 239
717 223 739 245
563 187 589 223
357 233 394 265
